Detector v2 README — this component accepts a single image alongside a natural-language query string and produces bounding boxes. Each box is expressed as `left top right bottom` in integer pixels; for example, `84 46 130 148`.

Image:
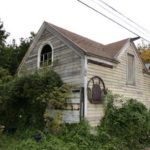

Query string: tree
0 19 35 75
139 50 150 63
8 33 35 75
0 21 35 75
0 20 10 71
0 19 9 48
137 43 150 63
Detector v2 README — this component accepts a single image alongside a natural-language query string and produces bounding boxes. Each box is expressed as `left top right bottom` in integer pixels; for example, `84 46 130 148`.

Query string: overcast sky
0 0 150 45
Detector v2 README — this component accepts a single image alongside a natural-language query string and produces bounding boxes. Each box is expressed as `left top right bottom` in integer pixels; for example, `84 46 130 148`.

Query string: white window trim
37 42 53 69
126 53 136 86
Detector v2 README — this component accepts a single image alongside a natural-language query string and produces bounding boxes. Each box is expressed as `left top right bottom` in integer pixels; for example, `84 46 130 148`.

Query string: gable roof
18 21 140 73
47 22 129 61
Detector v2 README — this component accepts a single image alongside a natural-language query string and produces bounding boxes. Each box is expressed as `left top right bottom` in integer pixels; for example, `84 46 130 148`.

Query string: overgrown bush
98 92 150 149
44 111 62 134
1 88 150 149
0 67 12 84
59 120 102 150
0 120 102 150
0 69 70 130
9 135 79 150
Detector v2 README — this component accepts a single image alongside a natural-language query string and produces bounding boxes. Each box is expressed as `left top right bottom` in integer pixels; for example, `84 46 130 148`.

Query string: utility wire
97 0 150 35
90 0 150 39
77 0 150 42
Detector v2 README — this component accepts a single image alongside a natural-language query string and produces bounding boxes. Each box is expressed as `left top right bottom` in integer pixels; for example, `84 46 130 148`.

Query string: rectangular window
127 54 135 85
40 52 52 67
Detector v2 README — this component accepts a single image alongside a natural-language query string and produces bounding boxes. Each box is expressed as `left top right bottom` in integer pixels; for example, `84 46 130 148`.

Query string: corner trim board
84 56 88 117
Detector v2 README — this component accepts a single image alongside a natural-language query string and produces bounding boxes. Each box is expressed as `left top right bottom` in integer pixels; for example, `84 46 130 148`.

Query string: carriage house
18 22 150 126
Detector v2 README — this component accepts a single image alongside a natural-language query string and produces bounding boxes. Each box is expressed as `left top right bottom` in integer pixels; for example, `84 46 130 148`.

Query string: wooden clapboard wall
47 89 82 123
86 42 150 126
19 28 85 123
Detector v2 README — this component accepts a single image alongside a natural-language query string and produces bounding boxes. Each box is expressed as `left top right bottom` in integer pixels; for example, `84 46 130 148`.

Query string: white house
18 22 150 126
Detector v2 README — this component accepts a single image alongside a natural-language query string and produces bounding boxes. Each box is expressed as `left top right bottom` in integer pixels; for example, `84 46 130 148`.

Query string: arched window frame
37 42 53 68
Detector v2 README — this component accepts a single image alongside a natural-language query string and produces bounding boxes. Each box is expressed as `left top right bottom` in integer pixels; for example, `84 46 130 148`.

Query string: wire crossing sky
78 0 150 43
96 0 150 41
98 0 150 35
0 0 150 45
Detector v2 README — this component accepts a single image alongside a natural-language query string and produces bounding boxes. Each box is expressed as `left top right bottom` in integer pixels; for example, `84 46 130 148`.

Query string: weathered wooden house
18 22 150 126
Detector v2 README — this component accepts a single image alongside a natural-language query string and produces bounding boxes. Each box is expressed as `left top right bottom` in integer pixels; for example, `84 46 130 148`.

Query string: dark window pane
40 44 52 67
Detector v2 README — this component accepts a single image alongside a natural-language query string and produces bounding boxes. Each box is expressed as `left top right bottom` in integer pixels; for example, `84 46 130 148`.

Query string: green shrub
3 132 79 150
0 67 12 84
44 111 62 134
0 67 12 118
60 120 102 150
13 137 77 150
1 89 150 150
98 92 150 149
0 69 68 130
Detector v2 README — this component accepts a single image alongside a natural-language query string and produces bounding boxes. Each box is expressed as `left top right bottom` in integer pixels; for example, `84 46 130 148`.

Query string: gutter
130 36 140 42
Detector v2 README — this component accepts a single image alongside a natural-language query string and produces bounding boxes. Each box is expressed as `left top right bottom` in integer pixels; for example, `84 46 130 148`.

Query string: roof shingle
47 22 129 60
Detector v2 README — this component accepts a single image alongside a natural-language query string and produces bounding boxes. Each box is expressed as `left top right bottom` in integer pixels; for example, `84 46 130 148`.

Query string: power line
90 0 150 39
77 0 150 43
97 0 150 35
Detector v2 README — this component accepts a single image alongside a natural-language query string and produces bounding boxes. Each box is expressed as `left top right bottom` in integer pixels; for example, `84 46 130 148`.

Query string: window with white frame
40 44 52 67
127 53 135 85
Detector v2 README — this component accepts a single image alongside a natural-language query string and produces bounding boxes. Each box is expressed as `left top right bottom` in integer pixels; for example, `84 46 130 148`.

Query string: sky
0 0 150 45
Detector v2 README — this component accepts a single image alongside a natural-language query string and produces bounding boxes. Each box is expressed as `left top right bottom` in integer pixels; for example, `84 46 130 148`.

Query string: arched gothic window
40 44 52 67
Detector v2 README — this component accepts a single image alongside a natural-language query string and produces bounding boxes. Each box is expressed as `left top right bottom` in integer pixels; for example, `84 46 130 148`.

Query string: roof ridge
46 21 129 60
105 38 129 46
46 22 104 46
